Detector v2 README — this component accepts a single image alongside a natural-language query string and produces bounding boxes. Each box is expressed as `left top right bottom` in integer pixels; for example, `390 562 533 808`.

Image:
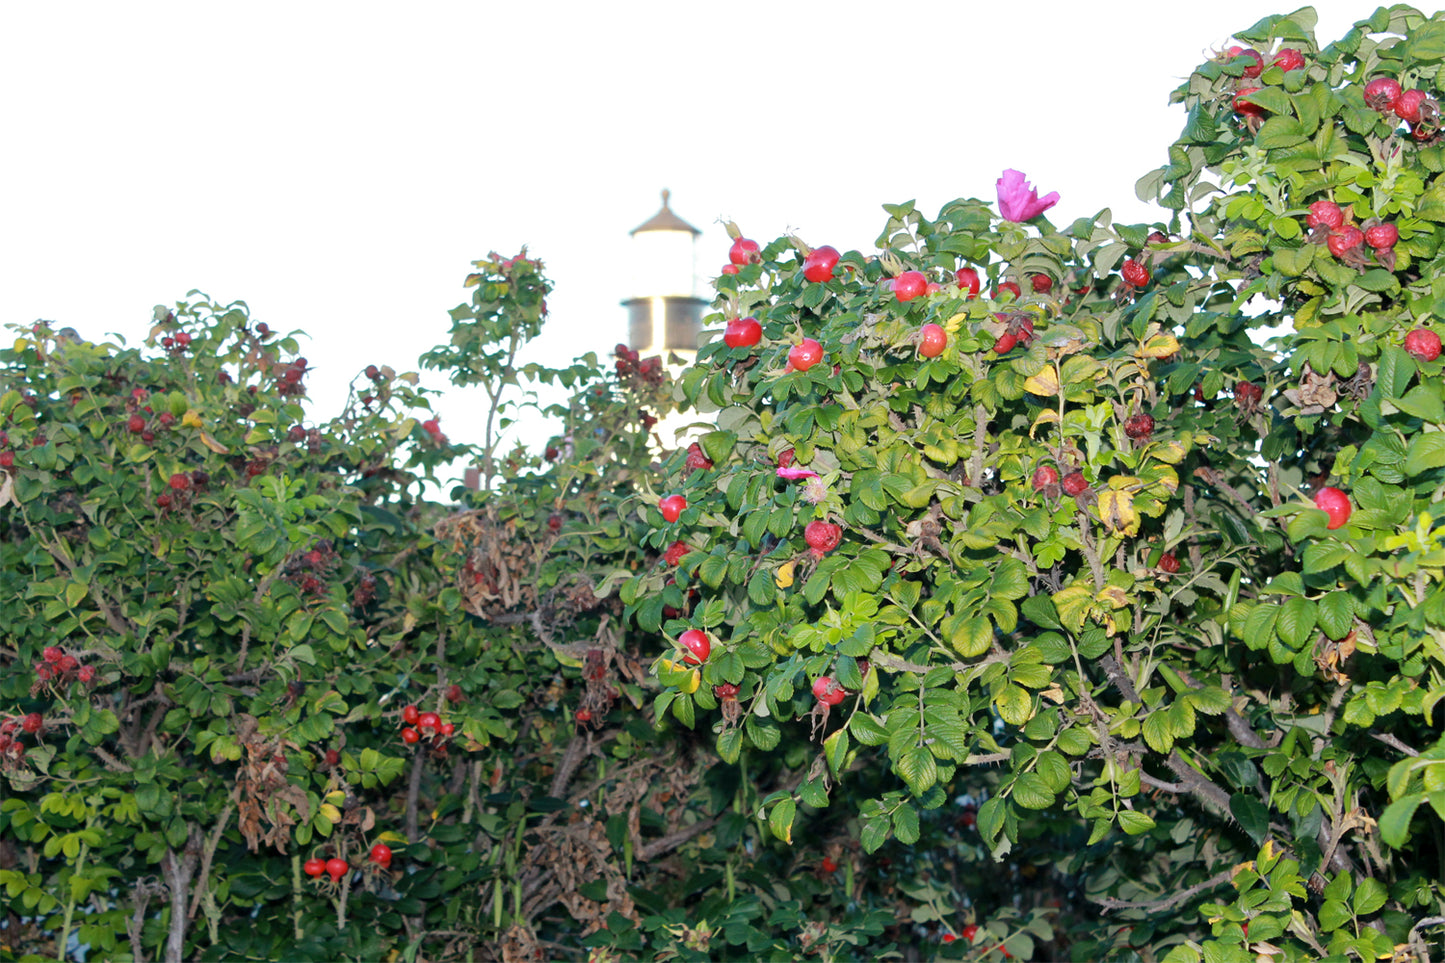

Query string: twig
1370 731 1419 757
187 803 234 919
1094 868 1232 912
1163 750 1232 811
405 752 425 844
639 815 719 861
549 731 589 800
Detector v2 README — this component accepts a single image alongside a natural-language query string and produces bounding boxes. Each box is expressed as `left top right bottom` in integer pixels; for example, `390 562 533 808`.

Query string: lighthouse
622 190 709 363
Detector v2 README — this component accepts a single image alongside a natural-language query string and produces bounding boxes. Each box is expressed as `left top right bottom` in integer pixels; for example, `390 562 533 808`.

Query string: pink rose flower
777 466 819 480
996 169 1059 223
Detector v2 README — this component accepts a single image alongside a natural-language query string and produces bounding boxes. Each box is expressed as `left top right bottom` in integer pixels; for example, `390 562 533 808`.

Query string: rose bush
619 6 1445 960
9 7 1445 962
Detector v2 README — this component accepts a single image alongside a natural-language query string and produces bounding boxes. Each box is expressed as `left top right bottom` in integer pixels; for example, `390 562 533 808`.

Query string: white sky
0 1 1388 466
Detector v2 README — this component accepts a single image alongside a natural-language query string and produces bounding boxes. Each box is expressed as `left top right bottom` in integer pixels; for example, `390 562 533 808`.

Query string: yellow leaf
325 790 346 806
199 431 230 454
1137 334 1181 359
1154 440 1189 464
774 560 796 588
1097 489 1140 536
1029 410 1060 438
659 659 701 694
1040 684 1066 704
1096 585 1130 610
182 409 203 428
942 312 969 334
1023 365 1060 396
319 803 342 823
1052 584 1095 633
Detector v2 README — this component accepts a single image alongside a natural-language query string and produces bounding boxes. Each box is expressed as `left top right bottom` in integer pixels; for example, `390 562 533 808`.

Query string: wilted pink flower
802 477 829 505
777 466 820 480
996 169 1059 222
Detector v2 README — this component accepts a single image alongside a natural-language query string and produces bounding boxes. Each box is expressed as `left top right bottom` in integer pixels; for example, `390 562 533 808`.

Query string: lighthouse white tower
622 190 709 364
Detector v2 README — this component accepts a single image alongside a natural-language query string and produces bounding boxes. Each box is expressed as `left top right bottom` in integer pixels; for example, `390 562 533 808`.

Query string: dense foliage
6 6 1445 962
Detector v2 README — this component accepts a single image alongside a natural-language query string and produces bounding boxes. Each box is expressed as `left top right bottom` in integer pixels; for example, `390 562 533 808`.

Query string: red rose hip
788 339 824 372
955 267 981 298
724 317 762 348
1365 223 1398 250
1314 487 1352 529
812 676 847 706
1327 227 1365 258
678 629 711 665
892 271 928 302
918 324 947 358
804 520 842 556
659 495 687 523
728 237 760 266
1365 76 1402 112
1306 201 1344 231
802 245 840 283
1406 328 1442 362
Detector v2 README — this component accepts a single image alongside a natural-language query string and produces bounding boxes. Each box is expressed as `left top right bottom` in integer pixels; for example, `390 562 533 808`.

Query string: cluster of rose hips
34 645 96 690
284 423 324 454
160 331 193 355
302 844 393 884
614 343 665 387
1234 380 1265 414
399 701 457 750
276 357 308 398
282 541 338 596
1031 464 1092 500
420 416 448 446
1305 199 1399 269
156 469 209 511
0 712 45 766
990 312 1036 355
123 387 173 444
1230 44 1308 125
1363 75 1440 142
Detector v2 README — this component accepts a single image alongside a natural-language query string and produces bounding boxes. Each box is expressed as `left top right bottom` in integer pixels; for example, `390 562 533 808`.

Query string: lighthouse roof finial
629 188 701 237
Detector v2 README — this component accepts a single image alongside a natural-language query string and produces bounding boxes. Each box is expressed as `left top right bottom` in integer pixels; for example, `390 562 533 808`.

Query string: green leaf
1396 384 1445 424
1378 345 1416 398
897 746 938 796
1353 877 1387 916
1117 810 1156 836
1407 432 1445 475
1230 793 1270 844
824 729 849 775
892 804 921 844
1275 596 1316 649
849 712 889 746
768 797 796 844
994 684 1033 726
1255 116 1308 149
1011 772 1055 810
1242 603 1279 650
990 557 1029 600
947 615 993 659
1142 711 1175 754
1020 592 1062 630
1316 591 1354 640
860 816 890 853
699 430 736 467
1380 794 1422 849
